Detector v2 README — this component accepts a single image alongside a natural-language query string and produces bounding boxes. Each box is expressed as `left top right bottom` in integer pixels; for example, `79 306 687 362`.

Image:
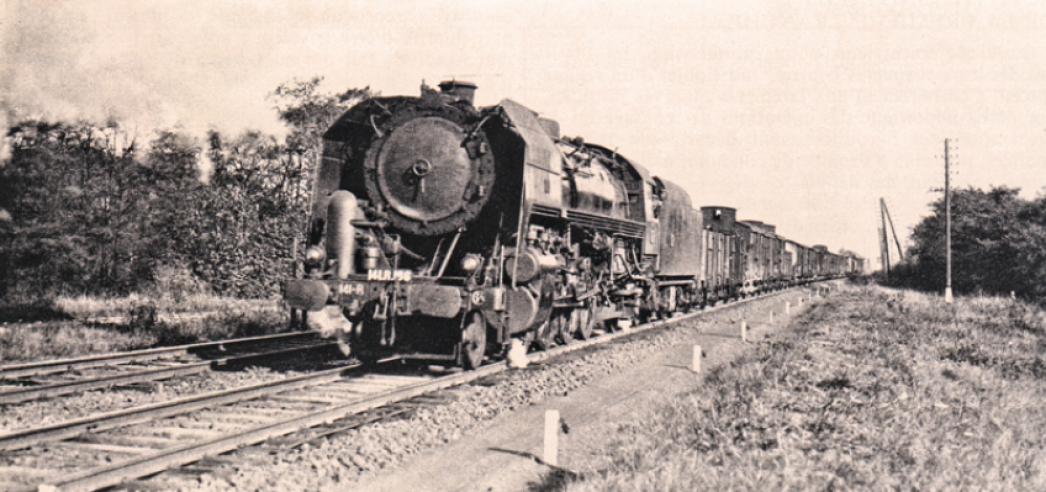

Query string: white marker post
692 345 702 373
741 321 748 342
544 410 559 466
786 301 791 315
769 311 774 324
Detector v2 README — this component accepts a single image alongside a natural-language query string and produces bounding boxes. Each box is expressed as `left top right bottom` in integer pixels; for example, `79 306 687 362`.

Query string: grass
51 293 283 319
0 292 283 323
0 298 291 362
545 284 1046 491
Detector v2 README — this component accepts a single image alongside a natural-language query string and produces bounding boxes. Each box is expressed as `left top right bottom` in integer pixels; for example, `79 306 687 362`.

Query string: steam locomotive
284 81 862 369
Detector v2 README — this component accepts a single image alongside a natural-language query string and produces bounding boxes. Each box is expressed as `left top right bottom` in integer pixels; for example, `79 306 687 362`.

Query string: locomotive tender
284 81 861 369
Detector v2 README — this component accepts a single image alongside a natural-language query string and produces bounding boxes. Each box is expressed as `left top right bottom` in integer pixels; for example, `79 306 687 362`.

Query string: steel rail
30 366 495 492
0 342 338 405
30 289 796 492
0 332 315 380
2 287 800 451
3 286 805 450
13 285 820 491
0 362 361 452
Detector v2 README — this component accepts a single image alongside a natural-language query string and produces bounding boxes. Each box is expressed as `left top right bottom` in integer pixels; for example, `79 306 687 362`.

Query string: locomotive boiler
284 81 667 368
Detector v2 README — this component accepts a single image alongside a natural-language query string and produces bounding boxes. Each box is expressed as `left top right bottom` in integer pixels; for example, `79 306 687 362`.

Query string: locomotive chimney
439 80 477 105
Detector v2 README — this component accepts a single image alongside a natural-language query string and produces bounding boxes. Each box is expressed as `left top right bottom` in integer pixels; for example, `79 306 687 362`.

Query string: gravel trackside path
352 292 811 492
149 288 823 492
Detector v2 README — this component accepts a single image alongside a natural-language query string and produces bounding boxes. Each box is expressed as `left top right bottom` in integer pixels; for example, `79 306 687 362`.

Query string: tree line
5 80 1043 304
0 78 371 301
886 186 1046 301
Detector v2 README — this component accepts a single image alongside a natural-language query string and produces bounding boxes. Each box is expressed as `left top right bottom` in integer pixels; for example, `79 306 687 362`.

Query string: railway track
0 332 334 404
0 287 819 492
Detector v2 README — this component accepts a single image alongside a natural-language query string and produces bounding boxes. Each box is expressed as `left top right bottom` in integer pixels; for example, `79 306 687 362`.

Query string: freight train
284 81 863 369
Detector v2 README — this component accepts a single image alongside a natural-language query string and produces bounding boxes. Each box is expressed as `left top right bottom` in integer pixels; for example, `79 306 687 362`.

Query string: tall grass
51 293 283 319
555 285 1046 491
0 304 290 362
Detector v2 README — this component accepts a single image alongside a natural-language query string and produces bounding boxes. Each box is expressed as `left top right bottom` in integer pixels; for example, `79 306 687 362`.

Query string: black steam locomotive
284 81 862 369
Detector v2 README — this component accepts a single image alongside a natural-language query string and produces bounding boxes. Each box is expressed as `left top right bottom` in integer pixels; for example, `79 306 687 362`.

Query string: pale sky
3 0 1046 265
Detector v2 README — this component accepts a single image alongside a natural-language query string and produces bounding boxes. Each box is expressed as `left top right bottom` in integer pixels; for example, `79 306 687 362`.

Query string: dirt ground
351 290 811 492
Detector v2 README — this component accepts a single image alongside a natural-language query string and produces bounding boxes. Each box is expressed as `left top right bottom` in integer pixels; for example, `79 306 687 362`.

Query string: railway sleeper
55 440 154 456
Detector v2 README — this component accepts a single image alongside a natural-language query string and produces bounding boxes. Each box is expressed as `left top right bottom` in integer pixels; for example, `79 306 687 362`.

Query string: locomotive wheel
684 288 698 313
573 302 595 340
533 319 556 351
637 307 655 325
518 329 536 351
461 311 487 370
555 311 573 346
351 318 382 366
659 287 677 319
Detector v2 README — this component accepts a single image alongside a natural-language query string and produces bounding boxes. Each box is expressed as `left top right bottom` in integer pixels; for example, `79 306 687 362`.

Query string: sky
3 0 1046 266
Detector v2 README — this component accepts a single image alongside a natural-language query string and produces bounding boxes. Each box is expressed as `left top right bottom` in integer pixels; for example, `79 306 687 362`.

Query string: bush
888 186 1046 303
145 263 212 302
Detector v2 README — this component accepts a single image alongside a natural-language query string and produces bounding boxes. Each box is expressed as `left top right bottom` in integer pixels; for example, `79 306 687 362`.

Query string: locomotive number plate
337 283 366 296
367 269 413 282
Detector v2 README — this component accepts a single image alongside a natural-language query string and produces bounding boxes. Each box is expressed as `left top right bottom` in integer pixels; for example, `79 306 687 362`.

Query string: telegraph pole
882 199 904 263
944 139 953 304
880 199 890 277
879 226 888 277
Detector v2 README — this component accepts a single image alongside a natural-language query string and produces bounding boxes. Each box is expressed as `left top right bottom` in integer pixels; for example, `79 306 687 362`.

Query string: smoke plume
2 2 289 147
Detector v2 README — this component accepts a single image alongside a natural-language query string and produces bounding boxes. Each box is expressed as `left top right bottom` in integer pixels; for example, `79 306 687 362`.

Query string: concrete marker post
769 311 774 324
544 409 560 466
741 321 748 343
692 345 702 373
786 301 791 315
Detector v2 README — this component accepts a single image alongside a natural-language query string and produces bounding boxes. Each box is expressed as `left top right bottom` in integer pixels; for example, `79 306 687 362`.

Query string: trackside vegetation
548 284 1046 491
0 79 371 310
0 300 288 362
887 186 1046 301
